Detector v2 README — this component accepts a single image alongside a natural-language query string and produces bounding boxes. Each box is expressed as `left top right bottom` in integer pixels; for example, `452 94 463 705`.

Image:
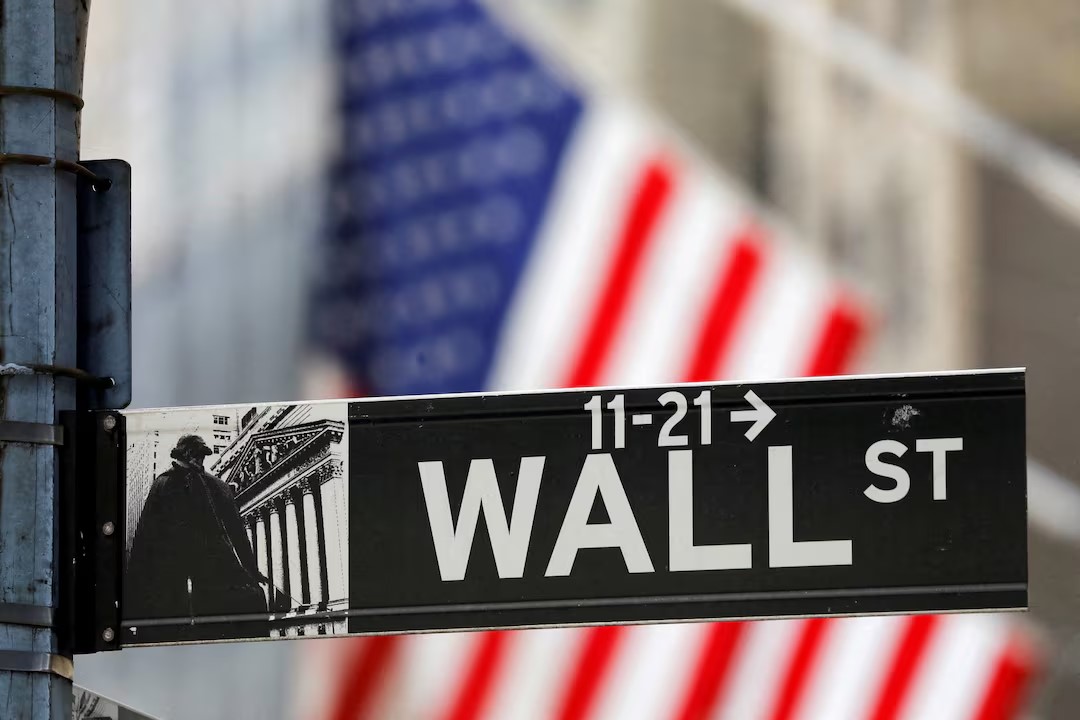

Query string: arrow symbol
730 389 775 442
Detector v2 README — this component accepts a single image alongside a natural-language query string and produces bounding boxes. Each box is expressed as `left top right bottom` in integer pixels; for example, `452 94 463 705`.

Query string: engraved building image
124 402 349 640
213 403 349 636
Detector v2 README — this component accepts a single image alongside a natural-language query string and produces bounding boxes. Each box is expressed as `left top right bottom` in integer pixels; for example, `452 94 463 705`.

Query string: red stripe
555 626 626 720
971 637 1038 720
683 228 766 382
443 631 511 720
867 615 940 720
565 157 676 387
803 297 866 377
768 618 831 720
328 636 401 720
673 622 748 720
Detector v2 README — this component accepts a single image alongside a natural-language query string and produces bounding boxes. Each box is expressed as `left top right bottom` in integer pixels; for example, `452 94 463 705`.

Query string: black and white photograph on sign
73 685 158 720
123 402 349 644
73 686 119 720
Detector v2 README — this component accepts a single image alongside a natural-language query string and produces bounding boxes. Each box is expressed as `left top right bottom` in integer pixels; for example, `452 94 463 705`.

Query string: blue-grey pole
1 0 91 717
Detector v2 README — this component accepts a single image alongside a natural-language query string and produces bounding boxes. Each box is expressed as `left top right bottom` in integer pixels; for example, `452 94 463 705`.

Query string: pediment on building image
225 418 345 501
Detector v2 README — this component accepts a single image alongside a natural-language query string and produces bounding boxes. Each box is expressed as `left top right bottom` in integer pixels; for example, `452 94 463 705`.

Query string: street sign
111 369 1025 647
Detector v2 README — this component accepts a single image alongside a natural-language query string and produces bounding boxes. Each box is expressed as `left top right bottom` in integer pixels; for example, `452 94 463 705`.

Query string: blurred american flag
305 1 1039 718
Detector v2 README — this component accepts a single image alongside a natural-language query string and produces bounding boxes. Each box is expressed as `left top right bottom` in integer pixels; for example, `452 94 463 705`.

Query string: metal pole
1 0 91 717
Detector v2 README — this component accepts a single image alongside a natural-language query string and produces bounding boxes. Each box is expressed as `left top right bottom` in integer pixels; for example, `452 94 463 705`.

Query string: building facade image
211 403 349 637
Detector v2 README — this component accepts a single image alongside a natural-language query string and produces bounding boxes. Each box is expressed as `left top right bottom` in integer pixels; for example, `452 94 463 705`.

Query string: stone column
255 507 269 594
301 480 325 605
246 515 259 584
285 491 303 607
277 498 292 601
269 501 284 606
246 515 256 554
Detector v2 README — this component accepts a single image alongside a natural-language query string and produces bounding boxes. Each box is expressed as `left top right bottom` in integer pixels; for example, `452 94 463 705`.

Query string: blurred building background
73 0 1080 717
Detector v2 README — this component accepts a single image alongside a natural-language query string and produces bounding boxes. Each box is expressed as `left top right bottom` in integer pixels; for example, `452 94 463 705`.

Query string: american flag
305 0 1039 718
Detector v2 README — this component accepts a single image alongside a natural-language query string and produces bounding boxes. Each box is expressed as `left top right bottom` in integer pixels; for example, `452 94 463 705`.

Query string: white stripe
602 168 744 386
714 619 805 720
794 616 907 720
723 242 831 381
395 632 481 718
291 635 358 719
899 614 1010 720
483 628 584 720
591 624 707 720
488 99 657 391
299 357 356 401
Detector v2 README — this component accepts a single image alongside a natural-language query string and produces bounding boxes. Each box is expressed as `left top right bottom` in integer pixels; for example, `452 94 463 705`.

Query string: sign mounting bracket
59 410 125 654
76 159 132 411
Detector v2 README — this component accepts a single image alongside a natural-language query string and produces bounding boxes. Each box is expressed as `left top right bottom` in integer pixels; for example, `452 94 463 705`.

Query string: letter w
419 457 545 581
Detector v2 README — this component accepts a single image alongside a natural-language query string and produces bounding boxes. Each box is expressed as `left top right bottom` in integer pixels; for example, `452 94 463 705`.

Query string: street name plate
119 370 1025 646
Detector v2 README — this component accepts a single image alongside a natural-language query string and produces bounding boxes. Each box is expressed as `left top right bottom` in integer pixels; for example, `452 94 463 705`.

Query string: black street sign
110 369 1025 647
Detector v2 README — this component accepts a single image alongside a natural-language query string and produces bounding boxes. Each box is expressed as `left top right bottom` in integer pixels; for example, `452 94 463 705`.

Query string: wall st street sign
81 369 1024 648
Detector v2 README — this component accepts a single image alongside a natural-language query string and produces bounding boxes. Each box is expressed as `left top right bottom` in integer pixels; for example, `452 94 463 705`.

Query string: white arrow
730 389 776 442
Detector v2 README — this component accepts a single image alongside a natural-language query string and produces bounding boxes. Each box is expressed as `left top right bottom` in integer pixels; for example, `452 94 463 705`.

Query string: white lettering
546 453 654 577
864 439 910 503
768 445 853 567
419 457 545 581
669 450 752 571
915 437 963 500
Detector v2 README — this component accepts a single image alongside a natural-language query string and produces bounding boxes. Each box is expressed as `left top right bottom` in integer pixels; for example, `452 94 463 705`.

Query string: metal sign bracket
76 159 132 411
59 410 125 654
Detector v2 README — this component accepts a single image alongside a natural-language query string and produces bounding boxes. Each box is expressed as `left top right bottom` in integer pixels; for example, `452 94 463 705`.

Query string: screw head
102 627 115 643
102 521 115 536
102 415 117 432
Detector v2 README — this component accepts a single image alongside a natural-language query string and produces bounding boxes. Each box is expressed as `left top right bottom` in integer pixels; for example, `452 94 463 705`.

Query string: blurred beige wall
955 5 1080 712
526 0 977 375
954 0 1080 483
958 0 1080 152
766 0 976 374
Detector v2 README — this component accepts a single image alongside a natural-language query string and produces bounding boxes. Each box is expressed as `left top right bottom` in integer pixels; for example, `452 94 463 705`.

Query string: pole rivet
102 521 115 537
102 414 117 432
101 627 115 643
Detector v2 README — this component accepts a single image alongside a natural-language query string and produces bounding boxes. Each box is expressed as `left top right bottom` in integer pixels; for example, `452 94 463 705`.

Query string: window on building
213 415 229 426
214 445 226 454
